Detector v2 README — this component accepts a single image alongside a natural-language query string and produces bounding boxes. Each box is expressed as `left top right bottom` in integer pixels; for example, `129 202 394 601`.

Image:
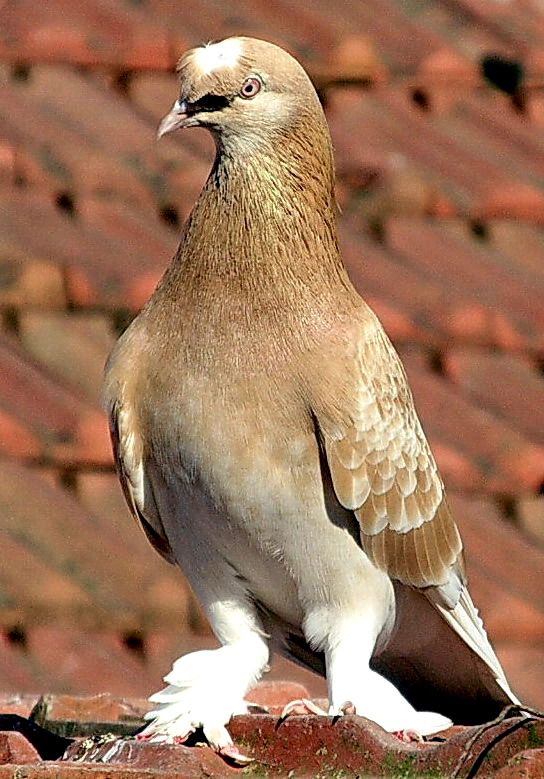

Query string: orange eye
240 77 262 99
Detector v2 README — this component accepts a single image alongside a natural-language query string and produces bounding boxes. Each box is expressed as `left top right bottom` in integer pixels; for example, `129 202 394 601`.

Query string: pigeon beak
157 99 191 139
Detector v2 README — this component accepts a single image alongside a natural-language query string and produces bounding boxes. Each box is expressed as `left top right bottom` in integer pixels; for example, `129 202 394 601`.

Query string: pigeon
104 36 519 758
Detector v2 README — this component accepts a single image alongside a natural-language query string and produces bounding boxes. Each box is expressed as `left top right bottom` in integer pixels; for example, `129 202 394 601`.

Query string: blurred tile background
0 0 543 708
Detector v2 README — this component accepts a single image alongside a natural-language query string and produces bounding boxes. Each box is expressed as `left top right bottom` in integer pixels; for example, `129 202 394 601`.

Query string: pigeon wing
108 398 175 564
317 311 516 698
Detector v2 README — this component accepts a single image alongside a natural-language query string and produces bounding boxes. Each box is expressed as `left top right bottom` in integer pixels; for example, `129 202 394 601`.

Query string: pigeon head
155 36 339 298
158 37 325 147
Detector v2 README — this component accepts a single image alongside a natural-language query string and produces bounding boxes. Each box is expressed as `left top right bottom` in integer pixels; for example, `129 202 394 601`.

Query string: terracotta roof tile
517 495 544 548
450 0 544 52
26 627 159 698
142 0 340 69
0 531 94 624
0 412 42 461
0 140 17 185
401 348 544 493
0 695 41 718
18 312 114 407
0 461 193 628
0 335 88 462
76 472 198 630
4 698 541 779
418 48 480 87
449 493 544 643
444 347 544 446
309 0 447 72
341 228 445 344
0 252 66 310
413 2 530 65
388 217 544 352
0 192 162 311
328 85 544 223
78 200 176 260
0 0 175 70
0 732 40 765
496 645 544 712
0 639 46 695
0 83 153 209
452 92 544 182
489 220 544 280
0 335 111 467
341 223 544 353
0 65 209 217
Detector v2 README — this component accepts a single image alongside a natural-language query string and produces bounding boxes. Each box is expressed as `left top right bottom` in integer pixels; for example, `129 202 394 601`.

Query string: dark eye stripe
192 93 231 113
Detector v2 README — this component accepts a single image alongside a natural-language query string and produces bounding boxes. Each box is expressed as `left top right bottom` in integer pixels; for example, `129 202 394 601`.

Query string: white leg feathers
140 633 269 750
316 607 452 738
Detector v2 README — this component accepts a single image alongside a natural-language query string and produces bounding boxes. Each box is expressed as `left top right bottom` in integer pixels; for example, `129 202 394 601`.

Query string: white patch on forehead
193 38 242 75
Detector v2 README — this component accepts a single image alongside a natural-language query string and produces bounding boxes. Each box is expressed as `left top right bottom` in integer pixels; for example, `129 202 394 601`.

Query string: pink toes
392 729 423 743
217 743 254 765
135 733 153 742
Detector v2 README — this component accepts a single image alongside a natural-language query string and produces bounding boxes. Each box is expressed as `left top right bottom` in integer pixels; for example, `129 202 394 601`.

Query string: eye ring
239 76 262 99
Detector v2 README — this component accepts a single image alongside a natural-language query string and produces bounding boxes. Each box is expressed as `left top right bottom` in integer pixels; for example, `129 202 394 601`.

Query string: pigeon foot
328 697 450 738
137 644 266 760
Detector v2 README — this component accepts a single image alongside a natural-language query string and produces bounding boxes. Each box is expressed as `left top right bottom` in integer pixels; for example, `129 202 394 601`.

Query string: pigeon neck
175 118 349 297
147 118 360 366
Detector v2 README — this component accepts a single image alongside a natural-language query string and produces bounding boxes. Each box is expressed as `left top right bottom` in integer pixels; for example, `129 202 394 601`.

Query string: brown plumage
104 37 518 754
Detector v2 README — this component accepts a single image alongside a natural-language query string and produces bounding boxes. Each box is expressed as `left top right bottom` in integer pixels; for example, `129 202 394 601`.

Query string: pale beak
157 99 191 139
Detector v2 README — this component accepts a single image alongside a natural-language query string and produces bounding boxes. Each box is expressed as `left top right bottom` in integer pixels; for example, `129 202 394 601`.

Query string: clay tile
325 35 387 84
419 48 480 87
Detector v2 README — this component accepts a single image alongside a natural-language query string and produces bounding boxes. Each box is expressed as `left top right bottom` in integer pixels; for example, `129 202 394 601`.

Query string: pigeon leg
139 602 269 761
324 617 452 738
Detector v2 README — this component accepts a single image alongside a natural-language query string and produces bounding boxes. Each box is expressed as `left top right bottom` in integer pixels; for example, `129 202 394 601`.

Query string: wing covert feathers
321 318 463 596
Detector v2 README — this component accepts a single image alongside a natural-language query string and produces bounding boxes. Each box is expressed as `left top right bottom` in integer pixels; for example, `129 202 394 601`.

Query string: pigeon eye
239 77 262 99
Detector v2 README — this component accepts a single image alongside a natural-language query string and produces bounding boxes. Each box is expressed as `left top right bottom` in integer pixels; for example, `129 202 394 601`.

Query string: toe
217 743 254 765
330 700 357 721
279 698 327 721
392 729 423 743
201 722 233 751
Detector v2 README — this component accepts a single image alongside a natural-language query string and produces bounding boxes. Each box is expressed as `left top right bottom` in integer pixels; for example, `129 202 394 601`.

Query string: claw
332 700 357 723
246 703 269 714
392 729 423 743
278 698 327 724
217 743 254 765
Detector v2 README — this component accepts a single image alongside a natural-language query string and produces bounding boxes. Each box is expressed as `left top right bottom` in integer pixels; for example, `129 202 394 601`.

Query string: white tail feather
436 587 518 704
